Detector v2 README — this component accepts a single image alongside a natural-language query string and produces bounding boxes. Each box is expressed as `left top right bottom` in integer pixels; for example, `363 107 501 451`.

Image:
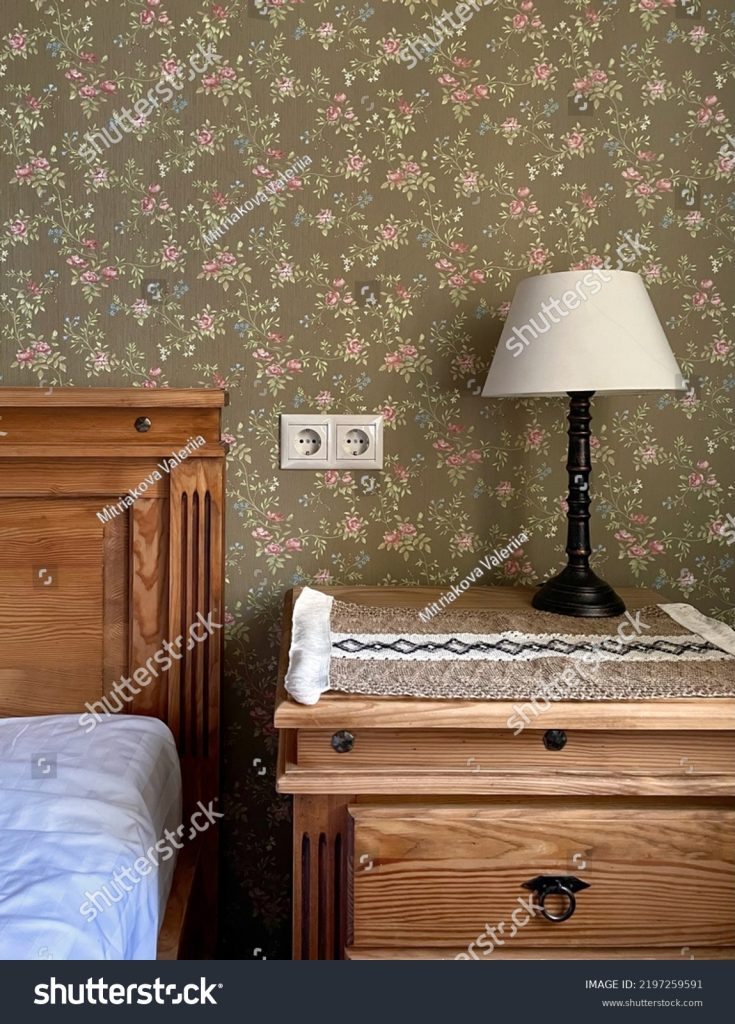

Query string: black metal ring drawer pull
522 875 590 923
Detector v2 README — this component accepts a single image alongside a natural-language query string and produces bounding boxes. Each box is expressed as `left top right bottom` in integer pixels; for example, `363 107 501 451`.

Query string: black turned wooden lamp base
532 565 625 618
533 391 626 619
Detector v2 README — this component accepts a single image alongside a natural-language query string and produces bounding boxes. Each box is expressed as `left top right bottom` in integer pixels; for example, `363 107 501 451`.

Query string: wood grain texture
283 728 735 796
350 804 735 949
0 498 104 715
0 459 169 496
346 947 735 960
0 407 220 449
297 728 734 773
130 498 168 718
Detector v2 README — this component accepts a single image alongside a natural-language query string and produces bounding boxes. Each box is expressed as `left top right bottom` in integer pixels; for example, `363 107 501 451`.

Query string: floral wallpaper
1 0 733 958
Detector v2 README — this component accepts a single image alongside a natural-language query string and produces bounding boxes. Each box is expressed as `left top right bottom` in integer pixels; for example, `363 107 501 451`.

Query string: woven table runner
285 588 735 705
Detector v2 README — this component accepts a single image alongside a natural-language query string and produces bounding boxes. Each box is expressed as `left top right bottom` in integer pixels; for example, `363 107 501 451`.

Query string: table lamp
482 270 684 617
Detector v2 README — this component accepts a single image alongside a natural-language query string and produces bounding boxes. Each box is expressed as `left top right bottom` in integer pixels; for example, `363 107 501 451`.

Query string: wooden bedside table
274 586 735 961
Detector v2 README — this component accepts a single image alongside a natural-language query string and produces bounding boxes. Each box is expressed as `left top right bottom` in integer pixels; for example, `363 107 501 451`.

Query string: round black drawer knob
331 730 354 754
134 416 152 433
543 729 567 751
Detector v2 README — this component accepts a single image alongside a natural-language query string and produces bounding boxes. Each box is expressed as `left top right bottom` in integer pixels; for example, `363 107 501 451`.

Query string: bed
0 388 226 960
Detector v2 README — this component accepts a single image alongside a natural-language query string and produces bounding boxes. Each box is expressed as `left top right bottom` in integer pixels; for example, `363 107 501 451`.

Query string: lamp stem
565 391 593 572
532 391 625 618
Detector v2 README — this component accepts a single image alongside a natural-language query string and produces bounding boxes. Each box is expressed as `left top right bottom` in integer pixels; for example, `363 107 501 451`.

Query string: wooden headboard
0 387 226 820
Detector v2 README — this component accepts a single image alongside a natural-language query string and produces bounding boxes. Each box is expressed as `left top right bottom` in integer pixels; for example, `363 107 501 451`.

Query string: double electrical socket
280 414 383 470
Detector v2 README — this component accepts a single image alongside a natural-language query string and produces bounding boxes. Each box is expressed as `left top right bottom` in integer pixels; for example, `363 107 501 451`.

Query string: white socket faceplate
280 414 383 469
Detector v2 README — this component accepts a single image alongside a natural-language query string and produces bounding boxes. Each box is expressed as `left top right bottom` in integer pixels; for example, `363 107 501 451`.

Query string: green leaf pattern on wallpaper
1 0 733 953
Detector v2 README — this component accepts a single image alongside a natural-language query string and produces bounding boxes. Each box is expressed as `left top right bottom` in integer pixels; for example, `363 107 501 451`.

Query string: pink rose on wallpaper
688 472 704 488
469 270 485 283
466 450 482 463
529 247 548 266
140 196 156 213
286 360 302 372
265 542 282 555
712 338 730 357
449 274 466 287
344 516 363 535
9 219 27 236
446 454 465 467
101 266 118 279
197 129 214 146
649 541 665 554
100 80 116 93
163 244 180 262
266 512 285 522
566 132 584 151
533 63 552 80
197 313 214 331
527 428 545 446
265 364 284 376
252 527 272 540
8 32 26 50
80 271 99 283
382 38 400 55
509 199 525 216
284 538 301 552
79 84 97 97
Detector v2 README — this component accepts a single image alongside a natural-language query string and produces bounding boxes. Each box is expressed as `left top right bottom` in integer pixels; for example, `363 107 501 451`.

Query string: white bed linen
0 714 182 961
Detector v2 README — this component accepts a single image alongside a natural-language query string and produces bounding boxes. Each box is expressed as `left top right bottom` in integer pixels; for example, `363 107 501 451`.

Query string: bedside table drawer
293 729 734 796
349 803 735 951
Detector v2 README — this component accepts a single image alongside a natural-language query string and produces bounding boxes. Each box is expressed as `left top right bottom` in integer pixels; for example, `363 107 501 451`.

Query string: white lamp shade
482 270 684 398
